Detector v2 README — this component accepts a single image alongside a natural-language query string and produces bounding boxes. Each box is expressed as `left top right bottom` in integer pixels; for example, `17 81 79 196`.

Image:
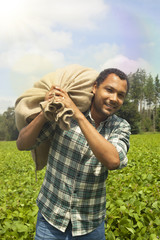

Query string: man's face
91 73 127 122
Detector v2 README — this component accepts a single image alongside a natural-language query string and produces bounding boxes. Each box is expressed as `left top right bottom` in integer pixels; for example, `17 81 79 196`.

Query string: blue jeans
35 211 106 240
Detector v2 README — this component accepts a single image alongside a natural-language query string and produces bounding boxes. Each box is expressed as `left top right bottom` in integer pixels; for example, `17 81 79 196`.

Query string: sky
0 0 160 113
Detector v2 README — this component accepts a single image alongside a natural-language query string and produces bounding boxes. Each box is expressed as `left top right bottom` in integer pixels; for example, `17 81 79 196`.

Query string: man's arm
16 87 59 151
76 113 120 170
16 111 47 151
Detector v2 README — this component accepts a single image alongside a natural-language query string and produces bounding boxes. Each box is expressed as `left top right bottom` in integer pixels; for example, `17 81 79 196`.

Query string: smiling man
16 68 131 240
92 71 128 126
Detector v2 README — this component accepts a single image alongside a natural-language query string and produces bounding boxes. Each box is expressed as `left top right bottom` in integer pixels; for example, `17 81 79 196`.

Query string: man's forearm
76 113 120 170
16 112 47 150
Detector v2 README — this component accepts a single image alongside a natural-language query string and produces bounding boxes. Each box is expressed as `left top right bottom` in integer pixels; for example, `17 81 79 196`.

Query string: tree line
0 68 160 141
118 69 160 133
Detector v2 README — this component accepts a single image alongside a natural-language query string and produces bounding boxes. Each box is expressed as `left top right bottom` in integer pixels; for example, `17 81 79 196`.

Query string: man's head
91 68 129 124
95 68 129 94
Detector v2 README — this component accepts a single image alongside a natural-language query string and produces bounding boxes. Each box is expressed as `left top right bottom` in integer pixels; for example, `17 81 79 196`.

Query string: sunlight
0 0 26 26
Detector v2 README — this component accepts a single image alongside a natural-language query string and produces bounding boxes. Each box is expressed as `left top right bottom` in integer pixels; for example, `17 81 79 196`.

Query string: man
16 68 131 240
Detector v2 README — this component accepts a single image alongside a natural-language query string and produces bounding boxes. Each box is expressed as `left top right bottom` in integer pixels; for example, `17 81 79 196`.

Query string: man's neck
90 109 108 128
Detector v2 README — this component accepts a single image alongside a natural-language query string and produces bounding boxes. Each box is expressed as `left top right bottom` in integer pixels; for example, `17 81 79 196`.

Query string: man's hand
45 86 83 120
45 86 56 101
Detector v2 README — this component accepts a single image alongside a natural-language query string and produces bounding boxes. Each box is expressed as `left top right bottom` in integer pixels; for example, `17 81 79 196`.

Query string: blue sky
0 0 159 113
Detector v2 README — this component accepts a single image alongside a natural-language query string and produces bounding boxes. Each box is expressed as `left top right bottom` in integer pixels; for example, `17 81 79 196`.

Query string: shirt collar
85 109 113 127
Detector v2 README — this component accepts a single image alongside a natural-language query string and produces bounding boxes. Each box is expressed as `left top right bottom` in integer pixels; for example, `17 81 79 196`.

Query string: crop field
0 134 160 240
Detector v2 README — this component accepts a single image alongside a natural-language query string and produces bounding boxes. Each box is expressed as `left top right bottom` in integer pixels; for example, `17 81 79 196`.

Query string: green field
0 134 160 240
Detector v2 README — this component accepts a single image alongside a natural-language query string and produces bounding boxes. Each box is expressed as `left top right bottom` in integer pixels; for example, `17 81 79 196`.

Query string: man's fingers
47 86 68 103
49 85 56 91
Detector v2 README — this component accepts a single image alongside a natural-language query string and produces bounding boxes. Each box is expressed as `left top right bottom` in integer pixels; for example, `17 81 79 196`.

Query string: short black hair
96 68 129 94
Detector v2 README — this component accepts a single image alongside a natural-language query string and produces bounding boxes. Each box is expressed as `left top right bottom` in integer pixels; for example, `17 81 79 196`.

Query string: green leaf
137 221 143 229
120 205 127 213
15 222 29 233
154 218 160 226
106 231 116 240
141 174 147 180
126 227 135 234
152 201 159 209
116 200 124 206
149 234 159 240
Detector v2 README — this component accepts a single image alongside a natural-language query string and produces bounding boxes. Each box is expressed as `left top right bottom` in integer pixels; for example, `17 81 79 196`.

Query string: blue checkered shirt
33 111 131 236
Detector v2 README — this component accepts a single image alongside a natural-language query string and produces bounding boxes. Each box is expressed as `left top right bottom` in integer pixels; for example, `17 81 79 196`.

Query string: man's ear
92 82 97 94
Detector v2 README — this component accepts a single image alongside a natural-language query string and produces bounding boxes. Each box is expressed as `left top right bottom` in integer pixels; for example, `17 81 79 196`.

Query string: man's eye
106 88 113 92
118 94 125 99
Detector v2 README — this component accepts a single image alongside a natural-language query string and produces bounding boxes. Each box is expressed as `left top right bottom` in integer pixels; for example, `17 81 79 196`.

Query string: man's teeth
106 104 113 108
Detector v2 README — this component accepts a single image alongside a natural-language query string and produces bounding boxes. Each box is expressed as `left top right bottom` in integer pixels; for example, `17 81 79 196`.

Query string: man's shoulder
110 114 130 129
112 114 129 123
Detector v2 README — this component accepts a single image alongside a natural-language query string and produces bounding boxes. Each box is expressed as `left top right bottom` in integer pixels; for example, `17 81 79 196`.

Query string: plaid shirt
34 110 131 236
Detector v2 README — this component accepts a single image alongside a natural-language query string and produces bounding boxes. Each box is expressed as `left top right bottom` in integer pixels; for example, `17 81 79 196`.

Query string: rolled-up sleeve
29 121 56 150
108 119 131 169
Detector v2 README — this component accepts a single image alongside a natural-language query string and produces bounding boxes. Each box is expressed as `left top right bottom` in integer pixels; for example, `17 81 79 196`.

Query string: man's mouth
105 103 117 110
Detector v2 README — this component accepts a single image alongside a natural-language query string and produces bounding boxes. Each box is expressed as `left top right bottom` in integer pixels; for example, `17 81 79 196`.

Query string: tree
128 69 160 132
1 107 19 140
117 98 141 134
128 69 146 112
154 75 160 102
155 107 160 131
0 115 6 140
154 75 160 131
145 74 154 107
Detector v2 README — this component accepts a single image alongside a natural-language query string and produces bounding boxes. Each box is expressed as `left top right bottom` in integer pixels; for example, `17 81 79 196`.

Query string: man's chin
103 108 115 117
101 111 113 119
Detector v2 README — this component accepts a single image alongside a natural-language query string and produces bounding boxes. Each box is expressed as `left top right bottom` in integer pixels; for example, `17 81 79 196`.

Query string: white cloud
9 51 66 96
49 0 109 29
142 42 155 48
0 0 108 43
0 0 109 70
28 0 109 30
100 55 152 74
11 52 65 74
0 32 72 69
66 43 120 71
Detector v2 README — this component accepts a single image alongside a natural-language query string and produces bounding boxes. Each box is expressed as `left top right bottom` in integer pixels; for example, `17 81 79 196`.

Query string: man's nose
110 93 118 102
